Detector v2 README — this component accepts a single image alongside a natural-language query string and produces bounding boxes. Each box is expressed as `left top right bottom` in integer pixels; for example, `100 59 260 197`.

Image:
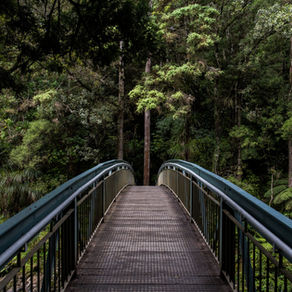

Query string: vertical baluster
241 230 244 292
64 219 68 284
48 233 51 292
43 243 46 292
274 265 278 292
190 179 193 220
284 276 287 292
30 256 33 292
58 229 61 292
74 197 78 268
210 200 213 250
247 237 250 291
237 227 240 291
82 199 85 248
252 243 255 292
80 202 83 252
216 205 219 256
22 265 25 292
219 197 223 266
266 259 269 292
37 250 40 292
54 238 57 292
259 251 262 291
13 275 17 292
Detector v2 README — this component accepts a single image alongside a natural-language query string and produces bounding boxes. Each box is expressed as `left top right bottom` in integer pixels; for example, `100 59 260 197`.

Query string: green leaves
129 62 200 116
10 119 54 168
253 4 292 39
33 89 57 103
130 86 166 112
281 116 292 140
0 168 41 216
160 3 219 56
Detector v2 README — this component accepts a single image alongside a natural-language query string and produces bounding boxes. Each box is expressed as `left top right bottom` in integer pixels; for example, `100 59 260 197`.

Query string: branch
221 1 251 34
63 66 93 92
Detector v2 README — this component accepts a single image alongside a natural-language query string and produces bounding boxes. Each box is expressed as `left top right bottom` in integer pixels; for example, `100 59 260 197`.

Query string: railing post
89 183 95 235
219 197 223 268
198 181 207 238
41 220 58 292
220 201 236 285
182 171 186 207
190 177 193 220
74 197 78 266
102 178 105 218
176 169 179 196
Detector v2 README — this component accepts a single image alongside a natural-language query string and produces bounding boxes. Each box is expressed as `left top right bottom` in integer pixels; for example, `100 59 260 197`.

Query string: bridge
0 160 291 291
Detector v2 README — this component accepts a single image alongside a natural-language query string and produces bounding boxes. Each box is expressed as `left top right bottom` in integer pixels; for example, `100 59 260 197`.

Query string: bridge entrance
66 186 231 292
1 160 291 292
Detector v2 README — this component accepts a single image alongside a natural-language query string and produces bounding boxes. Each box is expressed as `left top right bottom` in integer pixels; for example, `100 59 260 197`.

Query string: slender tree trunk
143 0 152 185
288 141 292 187
269 172 274 206
117 40 124 160
289 36 292 187
212 82 220 174
144 57 151 185
144 109 150 185
235 81 242 180
183 116 190 161
236 97 242 180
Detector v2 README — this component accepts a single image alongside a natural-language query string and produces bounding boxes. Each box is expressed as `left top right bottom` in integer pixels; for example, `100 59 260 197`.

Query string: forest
0 0 292 220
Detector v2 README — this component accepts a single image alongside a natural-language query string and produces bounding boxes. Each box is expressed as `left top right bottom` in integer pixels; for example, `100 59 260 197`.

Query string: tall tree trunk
288 141 292 187
143 0 152 185
212 81 220 174
183 116 190 161
117 40 124 160
236 98 242 180
269 171 274 206
235 81 242 180
144 57 151 185
288 36 292 187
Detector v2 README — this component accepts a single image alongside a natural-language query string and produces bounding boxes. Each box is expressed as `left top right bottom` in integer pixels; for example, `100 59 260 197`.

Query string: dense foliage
0 0 291 218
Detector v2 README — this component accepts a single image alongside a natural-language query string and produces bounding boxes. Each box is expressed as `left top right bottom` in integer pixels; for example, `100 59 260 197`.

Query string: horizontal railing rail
0 160 135 292
158 159 292 292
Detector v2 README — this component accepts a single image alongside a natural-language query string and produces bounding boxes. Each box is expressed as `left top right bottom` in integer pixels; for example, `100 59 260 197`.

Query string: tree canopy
0 0 292 219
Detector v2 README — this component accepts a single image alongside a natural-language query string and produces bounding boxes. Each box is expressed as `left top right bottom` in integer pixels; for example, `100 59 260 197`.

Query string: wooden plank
66 186 232 292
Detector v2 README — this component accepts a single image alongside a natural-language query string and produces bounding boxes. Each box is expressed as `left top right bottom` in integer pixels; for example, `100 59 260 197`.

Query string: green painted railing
0 160 134 291
1 158 291 292
158 159 292 292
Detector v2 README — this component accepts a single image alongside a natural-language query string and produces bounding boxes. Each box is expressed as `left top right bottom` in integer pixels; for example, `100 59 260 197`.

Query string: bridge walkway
66 186 232 292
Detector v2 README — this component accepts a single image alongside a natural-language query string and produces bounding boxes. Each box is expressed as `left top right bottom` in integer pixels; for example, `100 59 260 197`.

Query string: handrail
158 159 292 290
0 160 133 268
158 159 292 261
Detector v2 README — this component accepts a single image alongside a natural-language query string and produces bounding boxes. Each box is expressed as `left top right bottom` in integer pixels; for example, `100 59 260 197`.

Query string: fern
273 178 288 187
273 188 292 218
273 188 292 205
0 169 41 217
264 177 292 218
264 184 287 198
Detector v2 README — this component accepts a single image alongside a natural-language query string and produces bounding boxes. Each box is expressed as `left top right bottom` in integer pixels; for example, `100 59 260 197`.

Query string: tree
289 36 292 187
144 57 151 185
118 40 125 159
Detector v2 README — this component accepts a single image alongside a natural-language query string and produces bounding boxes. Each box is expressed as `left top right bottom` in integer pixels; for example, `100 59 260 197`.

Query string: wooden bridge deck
66 186 232 292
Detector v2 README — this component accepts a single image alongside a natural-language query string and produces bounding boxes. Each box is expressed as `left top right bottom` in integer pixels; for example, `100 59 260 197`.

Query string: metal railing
158 159 292 292
0 160 134 292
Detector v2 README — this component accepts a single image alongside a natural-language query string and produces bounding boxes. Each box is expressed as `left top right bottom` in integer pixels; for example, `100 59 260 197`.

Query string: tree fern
265 177 292 218
0 168 41 218
273 188 292 218
264 184 288 198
